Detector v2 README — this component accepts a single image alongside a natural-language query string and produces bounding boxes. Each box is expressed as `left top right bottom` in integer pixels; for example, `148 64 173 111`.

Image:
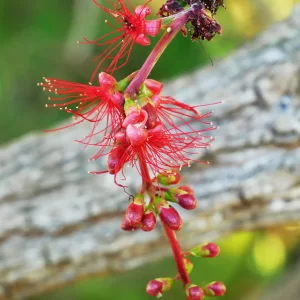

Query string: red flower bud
177 193 196 210
204 281 226 297
159 205 182 231
190 243 220 258
146 277 174 297
166 186 196 210
157 169 181 185
121 194 144 229
141 209 157 232
185 284 205 300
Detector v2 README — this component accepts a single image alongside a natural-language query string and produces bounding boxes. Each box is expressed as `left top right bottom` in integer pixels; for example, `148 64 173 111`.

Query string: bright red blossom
39 72 124 159
81 0 162 83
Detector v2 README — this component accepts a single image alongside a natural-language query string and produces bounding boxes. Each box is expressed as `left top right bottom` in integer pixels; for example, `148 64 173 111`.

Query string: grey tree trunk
0 5 300 300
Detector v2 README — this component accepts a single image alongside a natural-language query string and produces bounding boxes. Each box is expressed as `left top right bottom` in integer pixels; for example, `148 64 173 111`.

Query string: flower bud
146 277 174 297
204 281 226 297
184 258 194 274
121 194 144 229
177 193 196 210
166 186 196 210
190 243 220 258
141 209 157 232
159 204 182 231
157 169 181 185
185 284 205 300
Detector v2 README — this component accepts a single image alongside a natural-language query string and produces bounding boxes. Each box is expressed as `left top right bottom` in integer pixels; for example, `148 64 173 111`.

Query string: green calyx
133 194 144 205
124 94 140 116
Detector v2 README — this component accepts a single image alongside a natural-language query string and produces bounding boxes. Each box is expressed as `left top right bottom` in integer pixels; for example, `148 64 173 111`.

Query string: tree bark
0 5 300 300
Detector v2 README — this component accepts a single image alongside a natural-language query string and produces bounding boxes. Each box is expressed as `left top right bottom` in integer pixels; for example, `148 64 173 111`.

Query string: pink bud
178 193 197 210
107 144 126 174
126 124 148 146
135 33 151 46
121 195 144 229
98 72 116 87
141 210 156 232
135 5 151 19
145 19 162 37
144 79 163 95
146 279 163 297
146 278 174 297
185 284 205 300
204 281 226 297
190 243 220 258
159 205 182 231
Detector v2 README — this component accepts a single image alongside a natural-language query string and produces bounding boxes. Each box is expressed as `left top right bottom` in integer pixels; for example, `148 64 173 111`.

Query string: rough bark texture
1 6 300 300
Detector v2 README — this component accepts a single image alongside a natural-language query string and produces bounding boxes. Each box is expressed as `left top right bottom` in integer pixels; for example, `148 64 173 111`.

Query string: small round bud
141 209 156 232
159 205 182 231
185 284 205 300
157 169 181 185
190 243 220 258
177 193 196 210
146 277 174 297
204 281 226 296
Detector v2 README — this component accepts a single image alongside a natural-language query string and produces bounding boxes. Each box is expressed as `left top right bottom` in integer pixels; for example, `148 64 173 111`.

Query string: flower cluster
39 0 226 299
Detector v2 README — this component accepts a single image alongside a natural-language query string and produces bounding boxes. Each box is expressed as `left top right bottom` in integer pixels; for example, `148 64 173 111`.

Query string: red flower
80 0 162 83
92 108 214 185
38 72 124 159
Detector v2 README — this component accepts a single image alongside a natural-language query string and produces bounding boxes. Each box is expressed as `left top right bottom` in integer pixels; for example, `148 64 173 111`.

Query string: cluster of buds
39 0 226 298
146 242 226 299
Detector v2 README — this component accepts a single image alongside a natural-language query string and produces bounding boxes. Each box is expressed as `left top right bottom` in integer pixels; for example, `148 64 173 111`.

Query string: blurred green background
1 0 299 299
